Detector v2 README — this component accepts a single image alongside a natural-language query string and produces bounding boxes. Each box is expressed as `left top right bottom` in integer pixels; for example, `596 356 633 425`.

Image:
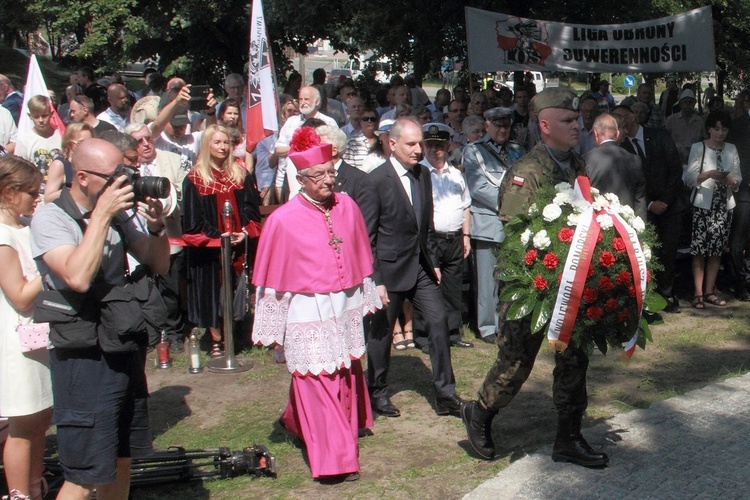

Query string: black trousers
729 201 750 294
478 304 589 416
649 209 684 296
367 267 456 399
155 251 185 341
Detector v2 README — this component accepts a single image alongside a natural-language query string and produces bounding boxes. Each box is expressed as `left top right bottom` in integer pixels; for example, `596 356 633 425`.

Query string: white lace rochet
253 277 381 376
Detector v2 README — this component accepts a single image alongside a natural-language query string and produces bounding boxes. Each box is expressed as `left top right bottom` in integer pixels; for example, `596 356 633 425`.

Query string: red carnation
599 251 616 268
598 276 614 292
587 265 595 278
525 250 538 266
615 271 632 286
612 237 627 253
582 288 598 303
558 228 574 243
617 309 629 323
646 270 651 283
605 298 618 312
543 252 559 269
597 233 603 243
557 275 563 284
586 306 604 320
628 285 637 297
533 275 548 291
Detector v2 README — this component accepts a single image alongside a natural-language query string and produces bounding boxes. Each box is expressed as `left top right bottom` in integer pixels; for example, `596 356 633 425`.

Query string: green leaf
530 296 553 333
500 284 532 302
639 317 653 342
507 294 537 320
645 292 668 312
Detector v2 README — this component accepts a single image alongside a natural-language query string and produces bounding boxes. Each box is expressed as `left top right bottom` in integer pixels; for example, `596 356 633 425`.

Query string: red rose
533 275 548 291
525 250 538 266
615 271 632 286
605 298 618 312
586 306 604 320
598 276 614 292
543 253 559 269
617 309 629 323
612 237 627 253
558 228 574 243
582 288 598 303
599 251 616 268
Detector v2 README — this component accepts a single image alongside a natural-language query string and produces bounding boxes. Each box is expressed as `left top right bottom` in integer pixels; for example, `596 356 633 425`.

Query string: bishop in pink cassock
252 127 380 482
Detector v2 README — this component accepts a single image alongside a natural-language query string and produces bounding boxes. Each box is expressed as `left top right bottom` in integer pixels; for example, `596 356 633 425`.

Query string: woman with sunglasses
343 107 379 172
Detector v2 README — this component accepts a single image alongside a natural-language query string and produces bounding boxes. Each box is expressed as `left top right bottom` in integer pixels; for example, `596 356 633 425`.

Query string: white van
497 71 546 93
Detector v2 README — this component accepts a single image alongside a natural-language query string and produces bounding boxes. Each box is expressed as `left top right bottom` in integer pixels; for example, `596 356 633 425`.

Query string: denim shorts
50 346 152 485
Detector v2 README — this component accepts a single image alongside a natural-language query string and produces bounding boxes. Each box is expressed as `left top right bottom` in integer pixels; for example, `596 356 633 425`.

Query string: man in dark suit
358 117 463 418
727 113 750 300
584 113 647 220
612 105 687 312
316 124 365 201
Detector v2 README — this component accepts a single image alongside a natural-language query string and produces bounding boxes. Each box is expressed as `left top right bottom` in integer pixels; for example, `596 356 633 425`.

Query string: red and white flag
245 0 278 153
18 55 66 135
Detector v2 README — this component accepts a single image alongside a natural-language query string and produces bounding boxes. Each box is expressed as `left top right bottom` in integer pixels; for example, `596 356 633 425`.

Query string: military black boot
551 413 609 467
461 400 497 460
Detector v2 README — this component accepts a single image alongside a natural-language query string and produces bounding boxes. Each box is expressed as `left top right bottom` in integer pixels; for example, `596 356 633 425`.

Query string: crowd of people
0 63 749 494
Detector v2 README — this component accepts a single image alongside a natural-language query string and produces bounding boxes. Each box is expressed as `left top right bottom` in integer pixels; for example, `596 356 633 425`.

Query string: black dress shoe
451 340 475 348
435 393 464 416
663 295 681 313
461 401 497 460
371 396 400 417
481 334 498 344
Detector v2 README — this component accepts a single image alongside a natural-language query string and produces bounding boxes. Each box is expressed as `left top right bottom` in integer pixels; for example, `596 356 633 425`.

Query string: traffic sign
624 75 636 88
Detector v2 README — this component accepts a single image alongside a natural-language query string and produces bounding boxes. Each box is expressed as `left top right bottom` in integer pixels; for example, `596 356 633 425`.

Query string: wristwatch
148 225 166 237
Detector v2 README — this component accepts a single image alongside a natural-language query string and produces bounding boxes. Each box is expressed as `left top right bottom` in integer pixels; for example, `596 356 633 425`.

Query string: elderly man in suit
359 117 463 418
584 113 647 220
462 107 525 343
612 104 687 312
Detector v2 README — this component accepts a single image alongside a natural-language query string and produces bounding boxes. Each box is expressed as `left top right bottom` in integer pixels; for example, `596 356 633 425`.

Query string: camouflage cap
531 88 579 113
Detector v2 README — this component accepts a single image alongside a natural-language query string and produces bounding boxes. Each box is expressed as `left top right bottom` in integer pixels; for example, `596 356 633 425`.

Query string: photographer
30 138 169 499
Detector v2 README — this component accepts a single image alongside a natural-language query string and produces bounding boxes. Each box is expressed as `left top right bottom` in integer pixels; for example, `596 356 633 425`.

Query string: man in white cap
665 89 705 164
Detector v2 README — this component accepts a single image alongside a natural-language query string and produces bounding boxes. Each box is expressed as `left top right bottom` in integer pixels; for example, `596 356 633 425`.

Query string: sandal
704 293 727 306
691 295 705 309
392 333 408 350
403 330 415 348
209 341 224 358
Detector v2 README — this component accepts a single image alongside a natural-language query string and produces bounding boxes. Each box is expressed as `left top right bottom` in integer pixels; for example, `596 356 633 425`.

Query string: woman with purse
182 125 261 357
686 110 742 309
0 156 51 500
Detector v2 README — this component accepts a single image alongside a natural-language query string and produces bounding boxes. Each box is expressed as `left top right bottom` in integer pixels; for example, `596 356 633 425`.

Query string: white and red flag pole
18 54 66 135
246 0 279 153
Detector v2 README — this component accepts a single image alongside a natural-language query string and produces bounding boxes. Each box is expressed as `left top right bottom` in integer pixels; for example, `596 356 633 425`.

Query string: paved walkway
466 373 750 499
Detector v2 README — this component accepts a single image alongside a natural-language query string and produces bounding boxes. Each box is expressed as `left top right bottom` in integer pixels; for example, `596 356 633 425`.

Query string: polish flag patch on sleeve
512 175 525 187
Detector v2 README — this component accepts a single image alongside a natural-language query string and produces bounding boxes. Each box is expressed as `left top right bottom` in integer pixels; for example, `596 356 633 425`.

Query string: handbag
34 288 99 349
17 320 50 353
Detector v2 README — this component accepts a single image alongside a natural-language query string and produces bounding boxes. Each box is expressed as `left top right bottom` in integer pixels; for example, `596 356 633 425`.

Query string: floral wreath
497 176 665 357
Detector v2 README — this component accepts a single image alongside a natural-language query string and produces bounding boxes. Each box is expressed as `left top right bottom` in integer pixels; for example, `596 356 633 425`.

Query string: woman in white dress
0 156 51 500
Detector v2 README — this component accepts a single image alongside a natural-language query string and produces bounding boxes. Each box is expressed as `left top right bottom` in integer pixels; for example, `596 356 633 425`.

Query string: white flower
542 203 562 222
571 199 589 213
553 191 571 205
567 213 580 226
520 228 533 246
619 204 635 221
554 182 573 192
591 195 608 211
631 216 646 234
642 243 652 262
596 213 614 230
528 203 539 216
532 230 551 250
590 186 600 195
604 192 621 205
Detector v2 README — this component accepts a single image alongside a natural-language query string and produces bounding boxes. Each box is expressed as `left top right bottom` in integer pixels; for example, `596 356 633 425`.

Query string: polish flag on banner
18 55 66 135
245 0 278 153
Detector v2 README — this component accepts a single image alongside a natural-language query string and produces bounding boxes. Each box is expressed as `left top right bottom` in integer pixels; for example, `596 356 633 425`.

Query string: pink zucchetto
288 127 333 170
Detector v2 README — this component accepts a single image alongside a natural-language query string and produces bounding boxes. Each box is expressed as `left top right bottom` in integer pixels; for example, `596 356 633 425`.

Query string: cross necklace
300 191 344 253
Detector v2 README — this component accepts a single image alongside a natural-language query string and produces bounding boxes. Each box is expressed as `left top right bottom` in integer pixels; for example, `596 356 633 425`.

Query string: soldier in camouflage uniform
461 88 609 468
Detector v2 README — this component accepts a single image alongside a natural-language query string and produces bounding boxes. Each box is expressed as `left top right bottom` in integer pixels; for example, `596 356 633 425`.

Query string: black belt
434 231 461 240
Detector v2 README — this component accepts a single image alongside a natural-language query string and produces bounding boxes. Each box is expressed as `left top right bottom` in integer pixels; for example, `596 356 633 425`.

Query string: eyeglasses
26 188 40 197
81 170 113 181
302 170 337 182
489 120 511 129
361 116 378 123
135 136 153 144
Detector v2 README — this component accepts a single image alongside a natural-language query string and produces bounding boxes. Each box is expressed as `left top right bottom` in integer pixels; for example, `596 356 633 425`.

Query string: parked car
328 68 353 85
496 71 546 93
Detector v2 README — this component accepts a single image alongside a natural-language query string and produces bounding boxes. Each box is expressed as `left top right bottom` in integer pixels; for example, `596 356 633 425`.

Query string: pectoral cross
328 233 344 253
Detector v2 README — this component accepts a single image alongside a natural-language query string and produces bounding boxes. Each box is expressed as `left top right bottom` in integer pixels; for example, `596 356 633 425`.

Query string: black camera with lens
113 164 170 200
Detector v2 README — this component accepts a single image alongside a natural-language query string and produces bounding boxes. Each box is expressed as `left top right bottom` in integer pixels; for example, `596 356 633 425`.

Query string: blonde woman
0 156 51 500
44 122 94 202
182 125 261 356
